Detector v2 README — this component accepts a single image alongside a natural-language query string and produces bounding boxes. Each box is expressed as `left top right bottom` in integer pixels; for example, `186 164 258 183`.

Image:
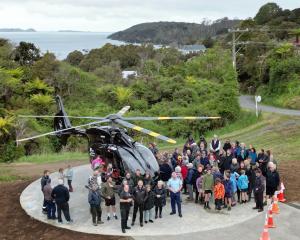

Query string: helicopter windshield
117 142 159 176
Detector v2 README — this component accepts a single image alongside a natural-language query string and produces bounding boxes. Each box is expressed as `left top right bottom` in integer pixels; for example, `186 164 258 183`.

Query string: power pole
228 28 249 71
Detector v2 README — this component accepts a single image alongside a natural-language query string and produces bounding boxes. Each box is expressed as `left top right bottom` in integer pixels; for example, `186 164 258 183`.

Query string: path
239 95 300 116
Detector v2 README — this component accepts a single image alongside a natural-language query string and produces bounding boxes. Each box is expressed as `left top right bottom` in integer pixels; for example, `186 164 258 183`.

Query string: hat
58 179 64 185
187 163 193 168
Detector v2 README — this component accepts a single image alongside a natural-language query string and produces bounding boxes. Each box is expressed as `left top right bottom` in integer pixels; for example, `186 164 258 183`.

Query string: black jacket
154 187 166 207
51 185 70 204
132 186 146 205
159 163 172 182
254 175 265 193
266 170 280 189
144 191 155 210
41 175 49 191
219 154 233 172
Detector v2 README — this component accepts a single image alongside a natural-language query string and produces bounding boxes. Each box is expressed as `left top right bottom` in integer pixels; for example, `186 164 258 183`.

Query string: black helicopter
17 95 220 178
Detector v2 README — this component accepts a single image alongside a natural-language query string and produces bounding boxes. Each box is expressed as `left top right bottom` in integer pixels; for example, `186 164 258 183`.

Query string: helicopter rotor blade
16 119 110 143
18 115 105 120
117 106 130 116
122 116 221 121
115 119 176 144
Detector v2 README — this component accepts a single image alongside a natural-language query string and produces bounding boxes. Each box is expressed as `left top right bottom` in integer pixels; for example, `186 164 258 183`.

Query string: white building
178 44 207 55
122 71 138 79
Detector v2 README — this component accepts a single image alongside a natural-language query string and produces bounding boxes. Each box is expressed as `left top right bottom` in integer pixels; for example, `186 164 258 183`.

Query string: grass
0 168 30 182
160 110 260 150
16 151 87 164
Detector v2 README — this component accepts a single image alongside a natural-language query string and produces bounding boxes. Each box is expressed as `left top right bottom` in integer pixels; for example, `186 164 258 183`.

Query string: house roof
179 44 206 51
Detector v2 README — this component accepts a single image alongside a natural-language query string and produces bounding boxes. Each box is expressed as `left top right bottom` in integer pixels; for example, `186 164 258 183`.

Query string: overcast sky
0 0 298 32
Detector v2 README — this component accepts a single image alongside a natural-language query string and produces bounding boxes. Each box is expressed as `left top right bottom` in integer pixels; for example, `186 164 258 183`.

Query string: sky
0 0 298 32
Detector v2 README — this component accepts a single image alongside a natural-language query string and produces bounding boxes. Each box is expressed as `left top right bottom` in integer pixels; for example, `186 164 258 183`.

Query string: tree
254 3 282 25
32 52 60 85
114 87 133 106
202 36 214 48
14 41 41 65
65 50 84 66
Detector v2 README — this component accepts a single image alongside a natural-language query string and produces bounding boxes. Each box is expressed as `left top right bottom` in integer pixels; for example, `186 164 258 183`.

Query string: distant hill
0 28 36 32
108 18 240 45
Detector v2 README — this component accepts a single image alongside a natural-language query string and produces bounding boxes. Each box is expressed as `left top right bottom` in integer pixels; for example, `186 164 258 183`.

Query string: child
223 172 233 211
214 178 225 211
237 170 249 203
253 168 265 212
202 166 214 209
144 185 155 223
195 165 204 204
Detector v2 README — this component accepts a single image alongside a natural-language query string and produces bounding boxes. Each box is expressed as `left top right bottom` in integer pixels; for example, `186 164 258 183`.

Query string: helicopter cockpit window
118 147 145 175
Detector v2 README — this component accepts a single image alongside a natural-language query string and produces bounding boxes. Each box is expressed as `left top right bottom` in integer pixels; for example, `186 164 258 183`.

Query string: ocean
0 31 124 60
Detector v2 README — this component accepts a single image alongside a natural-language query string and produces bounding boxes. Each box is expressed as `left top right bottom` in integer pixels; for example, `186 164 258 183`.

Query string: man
253 169 265 212
120 184 133 233
133 169 144 186
266 162 280 200
167 172 183 217
51 179 72 223
223 139 232 152
257 149 269 176
42 179 56 220
102 176 118 221
185 163 195 201
65 165 74 192
41 170 50 214
88 185 104 226
131 180 146 227
210 134 221 155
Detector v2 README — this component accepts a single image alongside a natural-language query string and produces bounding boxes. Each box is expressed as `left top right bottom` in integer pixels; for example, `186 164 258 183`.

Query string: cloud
0 0 298 31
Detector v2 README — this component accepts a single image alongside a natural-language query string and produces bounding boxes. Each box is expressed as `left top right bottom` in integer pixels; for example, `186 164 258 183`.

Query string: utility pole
228 28 249 71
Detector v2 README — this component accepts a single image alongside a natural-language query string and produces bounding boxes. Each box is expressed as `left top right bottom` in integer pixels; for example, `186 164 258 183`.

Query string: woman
153 180 166 218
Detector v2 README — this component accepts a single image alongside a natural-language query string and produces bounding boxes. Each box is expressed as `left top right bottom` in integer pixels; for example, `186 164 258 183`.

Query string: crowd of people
40 134 282 234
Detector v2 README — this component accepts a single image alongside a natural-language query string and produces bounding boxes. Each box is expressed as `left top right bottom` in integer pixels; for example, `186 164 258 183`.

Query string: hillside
0 28 36 32
108 18 240 45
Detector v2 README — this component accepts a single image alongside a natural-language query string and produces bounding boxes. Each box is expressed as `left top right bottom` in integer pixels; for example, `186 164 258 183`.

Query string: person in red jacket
181 160 188 194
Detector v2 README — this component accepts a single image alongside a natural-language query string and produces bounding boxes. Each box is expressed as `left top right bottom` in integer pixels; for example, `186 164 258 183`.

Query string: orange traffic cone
267 209 276 228
272 196 280 214
259 222 271 240
278 183 286 202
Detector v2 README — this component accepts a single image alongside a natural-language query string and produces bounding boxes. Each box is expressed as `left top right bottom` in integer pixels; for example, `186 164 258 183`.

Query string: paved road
239 95 300 116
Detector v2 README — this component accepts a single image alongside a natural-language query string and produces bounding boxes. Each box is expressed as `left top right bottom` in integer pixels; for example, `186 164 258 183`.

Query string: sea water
0 31 124 60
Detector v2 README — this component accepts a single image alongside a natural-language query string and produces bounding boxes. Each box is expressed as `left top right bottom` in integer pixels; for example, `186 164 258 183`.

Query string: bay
0 31 124 60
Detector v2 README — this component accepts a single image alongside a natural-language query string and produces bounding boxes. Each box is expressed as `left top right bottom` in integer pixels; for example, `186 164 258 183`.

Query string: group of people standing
41 165 74 223
157 134 281 213
40 134 282 234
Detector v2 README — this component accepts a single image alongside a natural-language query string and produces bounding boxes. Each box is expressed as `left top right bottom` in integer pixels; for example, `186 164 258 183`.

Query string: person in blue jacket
237 170 249 203
223 172 233 211
248 147 257 164
230 170 239 206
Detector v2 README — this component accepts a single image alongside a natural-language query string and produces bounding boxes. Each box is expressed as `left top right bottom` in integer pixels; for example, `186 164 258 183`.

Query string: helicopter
17 95 220 179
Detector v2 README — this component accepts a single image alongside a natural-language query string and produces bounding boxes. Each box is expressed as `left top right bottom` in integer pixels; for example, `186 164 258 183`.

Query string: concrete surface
239 95 300 116
20 164 300 239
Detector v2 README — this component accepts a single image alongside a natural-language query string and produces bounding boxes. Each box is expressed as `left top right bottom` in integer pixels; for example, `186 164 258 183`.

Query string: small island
0 28 36 32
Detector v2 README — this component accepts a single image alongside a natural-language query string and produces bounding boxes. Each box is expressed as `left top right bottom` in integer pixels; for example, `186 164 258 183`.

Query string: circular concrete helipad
20 164 259 237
